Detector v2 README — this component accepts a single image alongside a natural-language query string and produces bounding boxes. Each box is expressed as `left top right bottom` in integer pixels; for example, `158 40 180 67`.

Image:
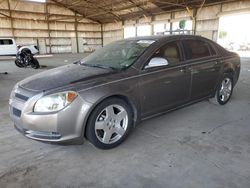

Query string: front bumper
14 124 61 140
9 86 92 143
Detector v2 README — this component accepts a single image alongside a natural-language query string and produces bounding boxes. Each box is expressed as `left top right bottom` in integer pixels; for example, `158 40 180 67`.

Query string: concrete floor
0 54 250 188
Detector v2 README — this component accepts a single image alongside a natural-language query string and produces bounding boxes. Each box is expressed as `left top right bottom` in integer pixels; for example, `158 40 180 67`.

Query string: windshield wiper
81 63 117 70
73 60 81 64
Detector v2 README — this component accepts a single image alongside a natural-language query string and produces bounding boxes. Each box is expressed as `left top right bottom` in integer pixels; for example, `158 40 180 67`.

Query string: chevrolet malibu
9 35 241 149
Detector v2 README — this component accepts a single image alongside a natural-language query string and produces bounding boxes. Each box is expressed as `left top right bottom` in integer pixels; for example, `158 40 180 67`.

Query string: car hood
18 63 115 92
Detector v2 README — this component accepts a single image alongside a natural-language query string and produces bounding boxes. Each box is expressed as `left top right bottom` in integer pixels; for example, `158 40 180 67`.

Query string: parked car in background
0 38 39 56
18 44 39 55
0 38 17 55
224 42 240 51
9 35 241 149
239 43 249 51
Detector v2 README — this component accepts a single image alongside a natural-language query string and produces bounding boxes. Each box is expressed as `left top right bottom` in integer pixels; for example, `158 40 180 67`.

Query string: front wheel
214 74 234 105
14 59 25 68
86 98 133 149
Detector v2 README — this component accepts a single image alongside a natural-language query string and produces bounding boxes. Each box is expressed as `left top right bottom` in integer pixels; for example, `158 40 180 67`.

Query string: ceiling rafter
51 0 239 23
84 2 147 18
82 0 122 21
52 0 100 23
127 0 152 16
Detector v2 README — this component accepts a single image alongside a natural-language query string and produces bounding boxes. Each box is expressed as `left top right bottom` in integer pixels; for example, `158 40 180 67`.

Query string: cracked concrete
0 54 250 188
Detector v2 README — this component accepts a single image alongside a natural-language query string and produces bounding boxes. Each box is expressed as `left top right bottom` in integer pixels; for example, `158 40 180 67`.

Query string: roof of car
124 34 206 41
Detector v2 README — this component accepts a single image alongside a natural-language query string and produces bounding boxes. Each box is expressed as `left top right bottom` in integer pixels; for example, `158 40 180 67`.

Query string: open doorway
218 13 250 57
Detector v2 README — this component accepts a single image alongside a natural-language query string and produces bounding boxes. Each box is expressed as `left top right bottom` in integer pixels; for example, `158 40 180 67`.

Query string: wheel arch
212 66 235 98
83 94 139 137
20 48 32 54
224 68 235 76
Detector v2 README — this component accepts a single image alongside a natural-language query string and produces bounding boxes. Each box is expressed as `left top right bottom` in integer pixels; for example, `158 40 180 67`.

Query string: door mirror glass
145 57 169 69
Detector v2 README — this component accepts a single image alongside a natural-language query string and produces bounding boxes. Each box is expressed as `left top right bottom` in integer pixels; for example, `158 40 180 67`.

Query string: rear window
0 39 13 45
183 39 214 60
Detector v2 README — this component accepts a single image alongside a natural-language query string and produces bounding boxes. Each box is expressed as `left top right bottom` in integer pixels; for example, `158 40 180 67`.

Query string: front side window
183 39 212 60
152 42 181 65
0 39 13 45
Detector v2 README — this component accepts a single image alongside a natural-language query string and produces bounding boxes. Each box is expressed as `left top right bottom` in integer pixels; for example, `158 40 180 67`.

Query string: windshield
80 39 155 69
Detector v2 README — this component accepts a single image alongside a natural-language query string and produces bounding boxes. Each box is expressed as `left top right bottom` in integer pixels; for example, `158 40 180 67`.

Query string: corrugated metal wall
0 0 102 54
1 0 250 52
103 0 250 45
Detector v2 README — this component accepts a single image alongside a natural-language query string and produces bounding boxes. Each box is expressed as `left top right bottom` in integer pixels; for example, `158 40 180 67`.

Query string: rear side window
183 39 214 60
0 39 13 45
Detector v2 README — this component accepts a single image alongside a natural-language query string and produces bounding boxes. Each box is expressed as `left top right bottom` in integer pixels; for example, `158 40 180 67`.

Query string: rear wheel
211 74 233 105
31 58 40 69
86 98 133 149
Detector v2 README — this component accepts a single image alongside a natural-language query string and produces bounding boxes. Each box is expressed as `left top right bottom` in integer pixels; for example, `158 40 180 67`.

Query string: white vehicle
0 38 17 55
0 38 39 56
18 44 39 55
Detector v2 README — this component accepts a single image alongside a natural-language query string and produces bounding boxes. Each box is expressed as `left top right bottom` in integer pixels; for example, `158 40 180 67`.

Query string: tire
86 98 133 149
31 58 40 69
14 59 25 68
212 73 234 105
21 48 32 55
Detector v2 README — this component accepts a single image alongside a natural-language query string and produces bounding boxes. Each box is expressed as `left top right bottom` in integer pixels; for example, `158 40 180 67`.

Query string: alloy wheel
219 77 232 102
94 104 128 144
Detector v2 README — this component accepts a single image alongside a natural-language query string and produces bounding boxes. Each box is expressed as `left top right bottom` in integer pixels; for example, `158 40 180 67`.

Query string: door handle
180 68 185 72
164 80 171 84
180 67 191 73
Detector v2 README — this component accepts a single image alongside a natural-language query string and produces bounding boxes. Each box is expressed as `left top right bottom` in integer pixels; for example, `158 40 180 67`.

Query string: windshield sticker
136 40 155 47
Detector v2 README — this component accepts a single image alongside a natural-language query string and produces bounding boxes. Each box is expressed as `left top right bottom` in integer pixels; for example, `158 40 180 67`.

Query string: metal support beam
186 6 197 35
170 12 174 34
82 0 122 22
52 0 99 23
128 0 152 17
74 12 79 53
192 8 197 35
135 19 138 37
101 24 104 47
7 0 14 38
0 11 10 18
45 2 51 54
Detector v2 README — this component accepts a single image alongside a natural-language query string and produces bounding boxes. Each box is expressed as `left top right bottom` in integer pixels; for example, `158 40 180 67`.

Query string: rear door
139 40 192 117
182 39 221 100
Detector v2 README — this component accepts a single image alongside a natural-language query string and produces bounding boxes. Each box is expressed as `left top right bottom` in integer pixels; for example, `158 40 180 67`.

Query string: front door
139 41 191 118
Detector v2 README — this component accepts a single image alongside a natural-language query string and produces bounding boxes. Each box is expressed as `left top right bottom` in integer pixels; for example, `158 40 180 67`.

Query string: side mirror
145 57 169 69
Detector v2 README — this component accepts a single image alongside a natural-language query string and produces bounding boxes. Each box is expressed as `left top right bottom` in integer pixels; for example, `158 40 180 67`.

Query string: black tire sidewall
86 98 133 149
31 58 40 69
216 74 234 105
15 59 24 68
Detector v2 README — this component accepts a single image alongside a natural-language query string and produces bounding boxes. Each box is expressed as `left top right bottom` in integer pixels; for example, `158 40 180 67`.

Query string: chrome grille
15 93 29 101
14 86 39 102
11 86 39 118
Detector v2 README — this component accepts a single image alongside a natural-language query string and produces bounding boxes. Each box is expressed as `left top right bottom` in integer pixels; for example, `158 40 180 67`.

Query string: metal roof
53 0 237 23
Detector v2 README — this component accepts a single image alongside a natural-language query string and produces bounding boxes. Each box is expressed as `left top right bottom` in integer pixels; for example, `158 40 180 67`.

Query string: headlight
34 91 77 113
